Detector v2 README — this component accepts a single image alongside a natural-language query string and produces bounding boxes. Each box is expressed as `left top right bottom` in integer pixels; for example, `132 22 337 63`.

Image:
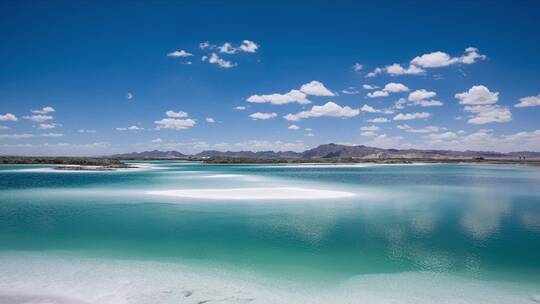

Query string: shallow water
0 162 539 303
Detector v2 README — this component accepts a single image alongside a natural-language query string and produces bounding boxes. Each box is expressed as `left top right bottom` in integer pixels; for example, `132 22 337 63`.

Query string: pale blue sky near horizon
1 0 539 156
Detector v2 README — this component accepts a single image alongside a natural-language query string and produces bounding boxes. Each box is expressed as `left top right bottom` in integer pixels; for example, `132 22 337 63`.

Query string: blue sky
1 1 540 156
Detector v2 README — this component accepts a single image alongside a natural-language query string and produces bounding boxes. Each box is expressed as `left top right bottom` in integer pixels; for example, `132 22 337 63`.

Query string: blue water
0 162 539 303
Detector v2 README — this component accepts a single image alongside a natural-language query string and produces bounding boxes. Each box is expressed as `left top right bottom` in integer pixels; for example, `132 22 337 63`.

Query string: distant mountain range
111 144 540 160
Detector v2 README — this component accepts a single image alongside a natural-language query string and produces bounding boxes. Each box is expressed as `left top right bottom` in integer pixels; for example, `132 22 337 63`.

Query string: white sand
147 187 355 200
0 252 536 304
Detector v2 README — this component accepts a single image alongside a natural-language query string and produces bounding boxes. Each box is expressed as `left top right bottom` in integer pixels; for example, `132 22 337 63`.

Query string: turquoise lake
0 162 539 303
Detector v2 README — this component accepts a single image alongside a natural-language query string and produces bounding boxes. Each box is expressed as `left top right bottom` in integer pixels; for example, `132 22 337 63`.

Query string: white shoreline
147 187 356 200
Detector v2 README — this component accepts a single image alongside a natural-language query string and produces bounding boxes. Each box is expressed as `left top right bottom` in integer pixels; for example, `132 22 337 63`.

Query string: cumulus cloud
23 114 53 122
366 90 389 98
284 102 360 121
116 125 144 131
0 133 33 139
154 118 196 130
455 85 498 105
31 106 55 114
360 104 384 113
364 134 404 149
219 42 238 54
367 117 390 123
247 81 334 105
249 112 277 120
239 40 259 53
166 110 189 118
383 82 409 93
361 131 378 137
411 48 486 68
234 106 247 110
353 63 363 72
362 84 378 90
247 89 310 105
393 112 431 121
77 129 96 133
515 94 540 108
288 124 300 130
366 47 486 77
342 87 359 95
0 125 10 130
41 133 64 137
0 113 17 121
454 85 510 124
465 105 512 125
408 89 437 101
360 125 380 131
205 117 215 123
299 80 335 96
397 124 440 133
413 100 443 107
151 138 162 143
167 50 193 57
204 53 237 68
423 131 458 140
38 123 58 129
126 92 134 100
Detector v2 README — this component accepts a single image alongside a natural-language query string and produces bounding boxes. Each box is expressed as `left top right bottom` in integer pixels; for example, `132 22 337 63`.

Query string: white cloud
219 42 238 54
413 100 443 107
31 106 55 114
384 64 425 76
284 102 360 121
393 112 431 121
204 53 237 68
166 110 189 118
205 117 215 123
342 87 359 95
38 123 58 129
367 117 389 123
23 114 53 122
383 82 409 93
360 104 382 113
455 85 498 105
366 47 485 78
239 40 259 53
167 50 193 57
246 89 310 105
0 113 17 121
41 133 64 137
0 125 10 130
408 89 437 101
199 41 212 50
116 125 144 131
360 125 380 131
362 84 378 90
126 92 134 100
288 124 300 130
299 80 335 96
154 118 196 130
305 132 315 137
77 129 96 133
515 94 540 108
249 112 277 120
397 124 440 133
465 105 512 125
0 133 33 139
353 63 363 72
365 134 404 149
424 132 458 140
234 106 247 110
360 131 378 137
151 138 162 143
366 90 389 98
305 128 312 132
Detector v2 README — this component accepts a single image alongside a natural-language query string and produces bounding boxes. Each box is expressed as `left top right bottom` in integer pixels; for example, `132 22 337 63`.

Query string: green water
0 162 539 303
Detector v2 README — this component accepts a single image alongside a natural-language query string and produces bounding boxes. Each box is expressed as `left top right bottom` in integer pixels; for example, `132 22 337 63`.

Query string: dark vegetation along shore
2 144 540 168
